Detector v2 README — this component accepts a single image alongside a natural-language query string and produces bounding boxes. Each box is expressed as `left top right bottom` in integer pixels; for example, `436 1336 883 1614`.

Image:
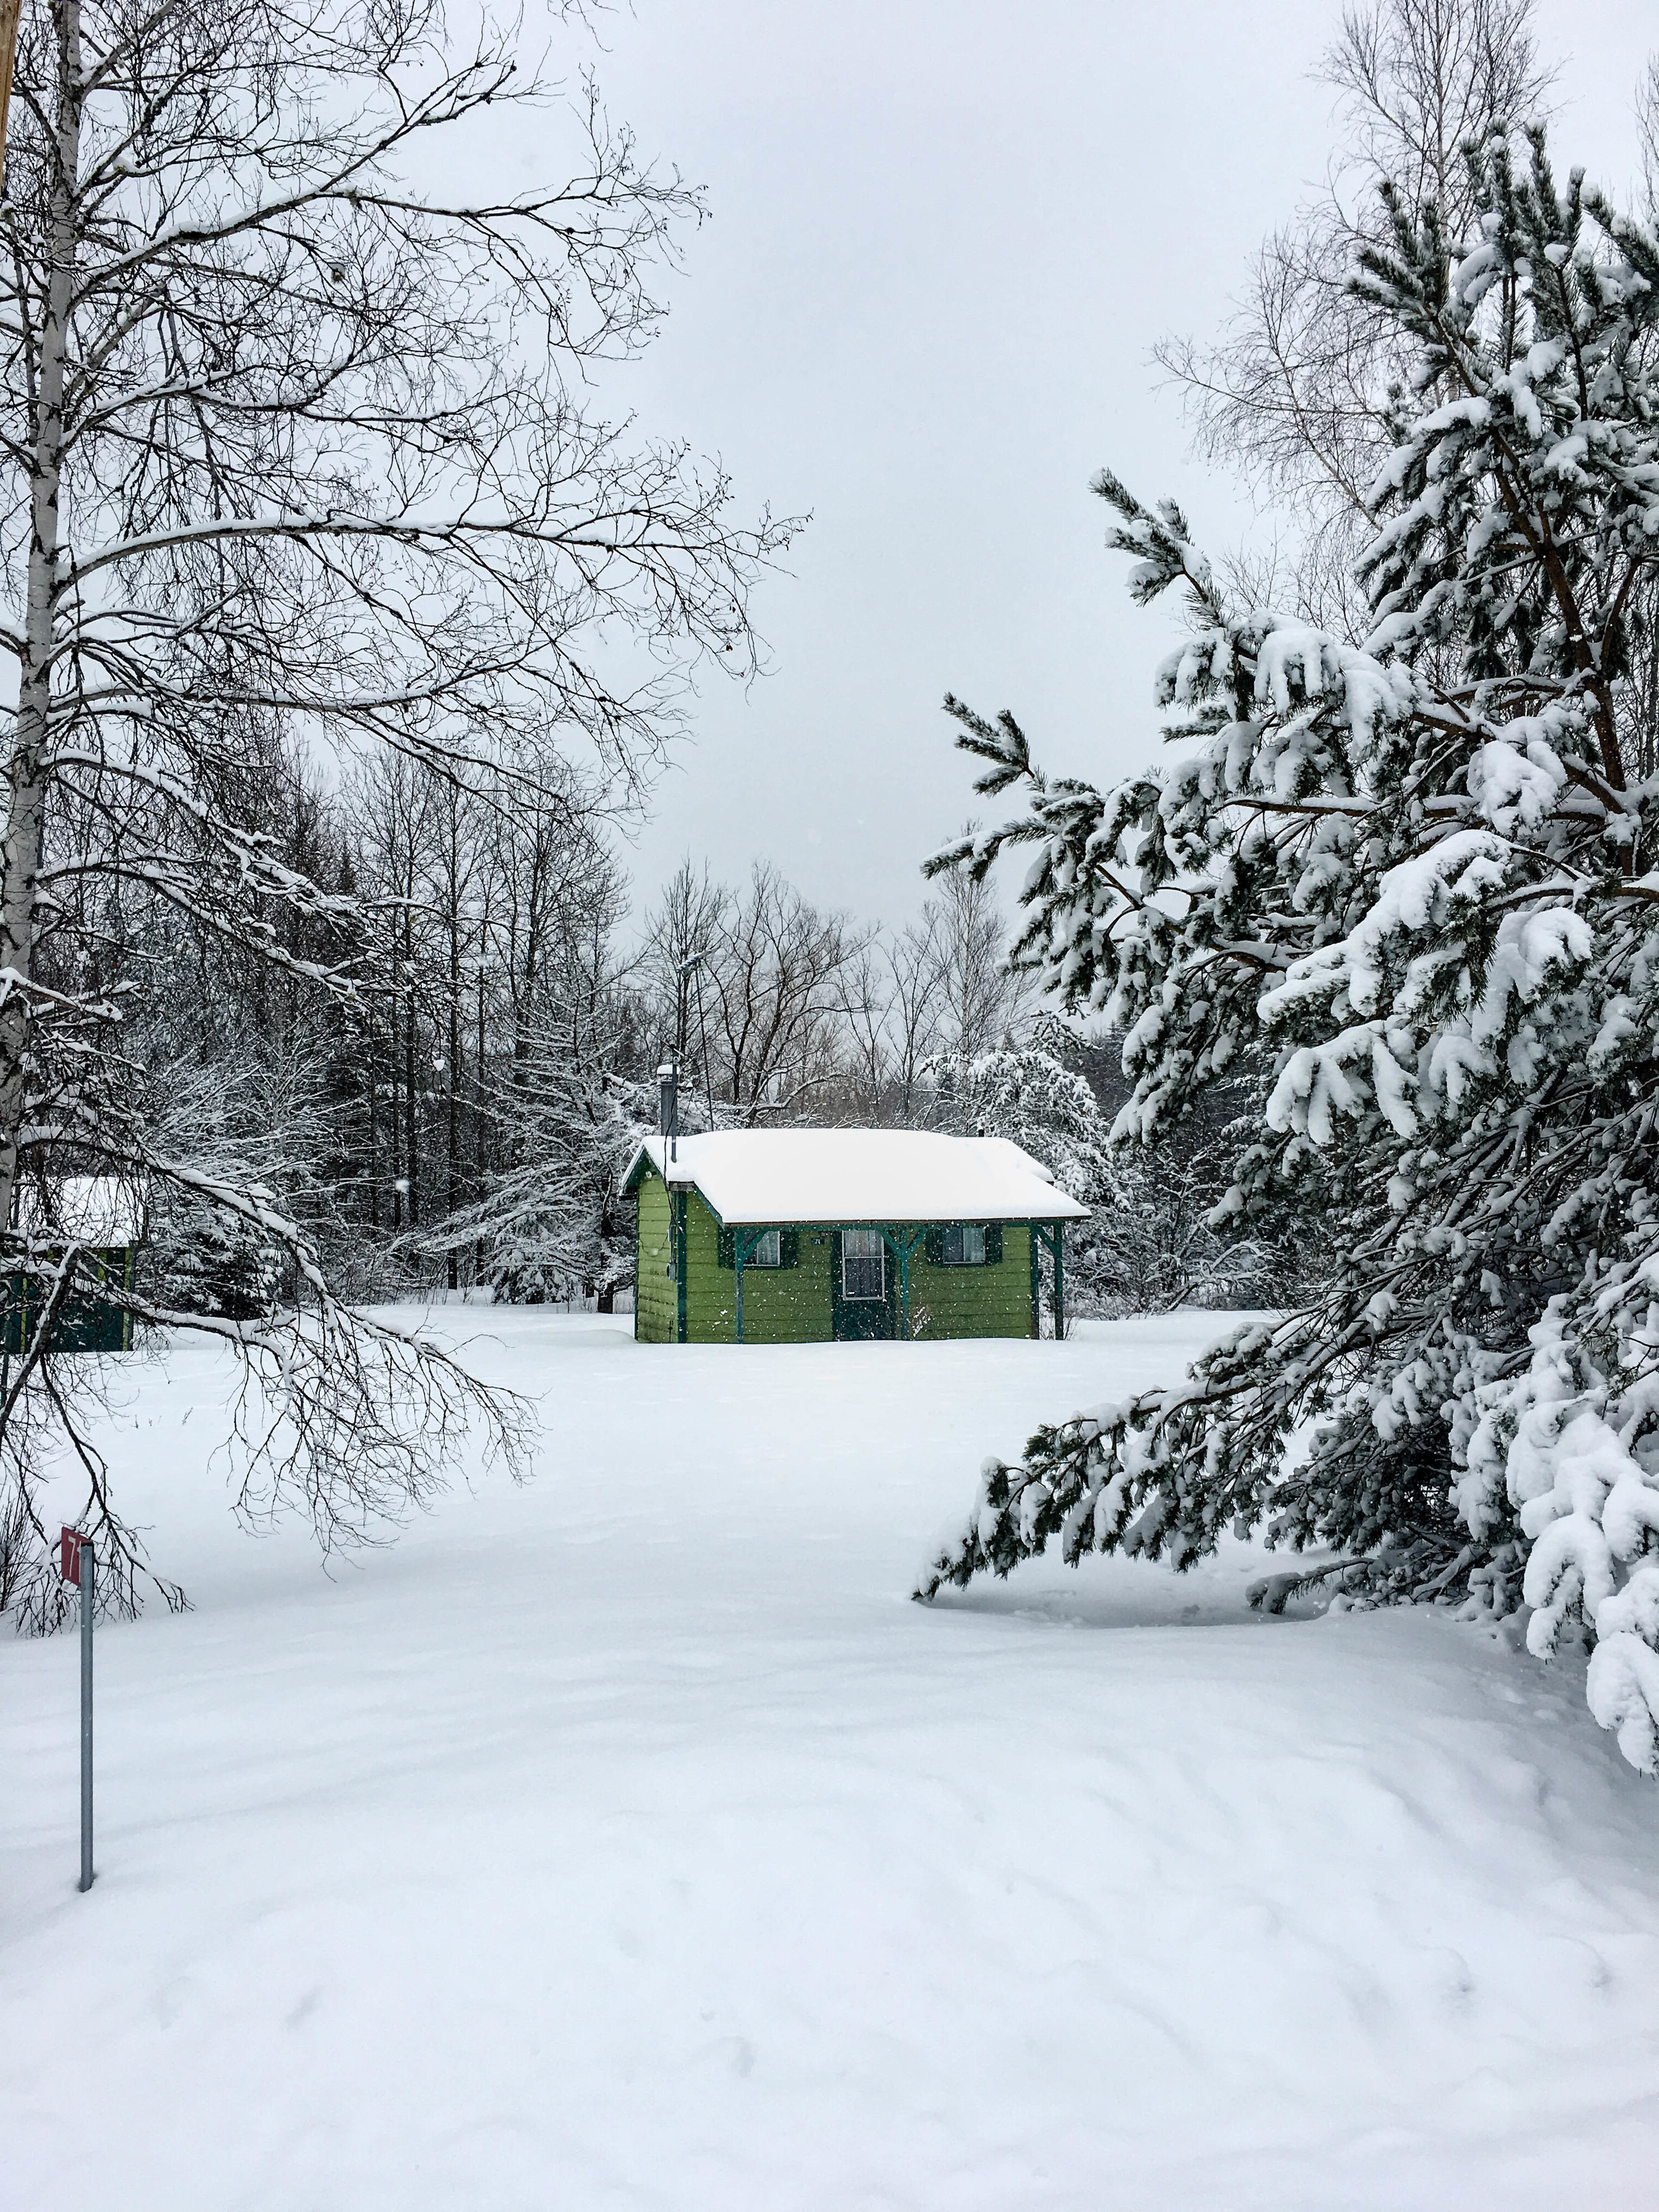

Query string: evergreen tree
427 1045 652 1310
926 1041 1111 1200
918 126 1659 1773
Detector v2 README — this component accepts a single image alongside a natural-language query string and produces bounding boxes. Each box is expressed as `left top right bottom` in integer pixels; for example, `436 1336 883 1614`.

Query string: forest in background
135 737 1279 1327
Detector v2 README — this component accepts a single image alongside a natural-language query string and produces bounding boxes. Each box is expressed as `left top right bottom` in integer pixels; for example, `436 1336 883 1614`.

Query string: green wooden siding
906 1226 1033 1339
0 1247 136 1354
633 1171 678 1342
682 1195 833 1343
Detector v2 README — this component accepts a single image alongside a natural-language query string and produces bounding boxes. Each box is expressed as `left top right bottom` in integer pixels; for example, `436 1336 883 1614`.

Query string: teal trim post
674 1191 688 1342
734 1226 762 1343
1029 1220 1066 1339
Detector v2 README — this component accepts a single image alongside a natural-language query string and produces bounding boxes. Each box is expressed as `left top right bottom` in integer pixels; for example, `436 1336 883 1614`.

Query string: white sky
554 0 1656 930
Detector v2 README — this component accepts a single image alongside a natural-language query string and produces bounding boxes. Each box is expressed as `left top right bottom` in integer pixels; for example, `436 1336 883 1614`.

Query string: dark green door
831 1229 894 1341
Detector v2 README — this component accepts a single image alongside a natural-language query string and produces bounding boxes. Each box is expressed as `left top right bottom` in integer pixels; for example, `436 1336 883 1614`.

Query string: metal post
79 1541 94 1892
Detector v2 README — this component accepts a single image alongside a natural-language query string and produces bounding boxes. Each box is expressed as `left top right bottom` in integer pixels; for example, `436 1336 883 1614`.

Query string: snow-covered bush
919 127 1659 1773
1088 1100 1296 1317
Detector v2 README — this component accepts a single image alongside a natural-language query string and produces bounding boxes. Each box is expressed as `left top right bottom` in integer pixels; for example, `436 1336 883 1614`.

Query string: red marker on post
60 1526 94 1891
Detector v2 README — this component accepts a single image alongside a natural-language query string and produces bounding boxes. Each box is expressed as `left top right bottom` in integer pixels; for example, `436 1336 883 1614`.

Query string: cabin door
831 1229 894 1341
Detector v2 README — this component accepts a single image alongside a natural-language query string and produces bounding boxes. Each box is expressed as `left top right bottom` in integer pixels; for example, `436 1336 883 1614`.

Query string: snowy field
6 1311 1659 2211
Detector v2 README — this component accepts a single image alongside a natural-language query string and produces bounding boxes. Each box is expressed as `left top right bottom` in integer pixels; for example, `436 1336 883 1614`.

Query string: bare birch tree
837 889 1021 1124
1155 0 1553 625
931 861 1025 1063
0 0 794 1622
641 860 867 1124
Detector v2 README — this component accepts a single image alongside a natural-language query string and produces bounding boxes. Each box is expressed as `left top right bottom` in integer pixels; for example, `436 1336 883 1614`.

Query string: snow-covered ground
6 1311 1659 2211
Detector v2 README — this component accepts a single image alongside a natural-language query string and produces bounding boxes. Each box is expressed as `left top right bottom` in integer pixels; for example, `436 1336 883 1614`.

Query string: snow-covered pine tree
918 125 1659 1773
425 1045 652 1311
925 1040 1112 1201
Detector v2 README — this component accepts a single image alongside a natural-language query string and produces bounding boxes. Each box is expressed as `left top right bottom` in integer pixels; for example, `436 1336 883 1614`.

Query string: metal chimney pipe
656 1063 678 1158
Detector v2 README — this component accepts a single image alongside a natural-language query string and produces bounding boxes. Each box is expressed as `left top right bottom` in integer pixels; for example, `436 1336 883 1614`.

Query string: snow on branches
918 126 1659 1773
0 0 791 1623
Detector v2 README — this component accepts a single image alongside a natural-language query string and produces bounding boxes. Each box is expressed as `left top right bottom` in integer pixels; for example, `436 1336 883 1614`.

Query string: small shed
3 1175 146 1354
620 1128 1088 1344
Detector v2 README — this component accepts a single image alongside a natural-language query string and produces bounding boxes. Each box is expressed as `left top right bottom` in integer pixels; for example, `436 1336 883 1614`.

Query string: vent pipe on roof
656 1063 678 1164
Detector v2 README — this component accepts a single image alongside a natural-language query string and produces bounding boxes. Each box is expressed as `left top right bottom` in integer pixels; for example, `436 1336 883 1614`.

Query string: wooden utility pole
0 0 21 176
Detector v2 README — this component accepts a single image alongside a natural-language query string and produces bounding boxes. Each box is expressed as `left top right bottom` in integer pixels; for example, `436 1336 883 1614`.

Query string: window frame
840 1227 887 1302
940 1222 989 1268
747 1228 782 1269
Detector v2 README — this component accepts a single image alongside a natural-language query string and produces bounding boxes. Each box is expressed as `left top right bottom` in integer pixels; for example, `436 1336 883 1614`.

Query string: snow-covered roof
15 1173 147 1245
622 1129 1088 1226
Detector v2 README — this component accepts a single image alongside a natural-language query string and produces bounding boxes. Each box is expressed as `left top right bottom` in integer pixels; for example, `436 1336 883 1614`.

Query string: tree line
0 0 792 1621
128 735 1276 1331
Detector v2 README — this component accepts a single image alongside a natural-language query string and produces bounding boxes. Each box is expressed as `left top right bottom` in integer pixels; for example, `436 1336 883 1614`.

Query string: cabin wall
683 1197 834 1344
908 1226 1033 1340
0 1246 135 1354
630 1173 1047 1344
633 1171 677 1343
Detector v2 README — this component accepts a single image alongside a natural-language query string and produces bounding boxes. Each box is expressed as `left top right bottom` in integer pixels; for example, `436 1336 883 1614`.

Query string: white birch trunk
0 0 78 1234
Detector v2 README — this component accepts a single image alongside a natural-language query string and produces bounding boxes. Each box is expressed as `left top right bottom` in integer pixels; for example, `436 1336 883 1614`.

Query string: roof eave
685 1205 1090 1228
617 1140 703 1201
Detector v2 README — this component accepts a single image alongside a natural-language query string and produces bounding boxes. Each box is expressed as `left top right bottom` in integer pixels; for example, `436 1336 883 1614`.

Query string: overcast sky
544 0 1656 932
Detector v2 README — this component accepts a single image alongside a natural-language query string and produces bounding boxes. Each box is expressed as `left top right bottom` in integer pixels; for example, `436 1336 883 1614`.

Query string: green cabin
1 1174 144 1354
621 1128 1086 1344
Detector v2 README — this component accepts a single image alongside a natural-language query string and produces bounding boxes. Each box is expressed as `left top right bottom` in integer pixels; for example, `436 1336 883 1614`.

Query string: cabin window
941 1223 987 1266
718 1226 798 1269
841 1228 886 1301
